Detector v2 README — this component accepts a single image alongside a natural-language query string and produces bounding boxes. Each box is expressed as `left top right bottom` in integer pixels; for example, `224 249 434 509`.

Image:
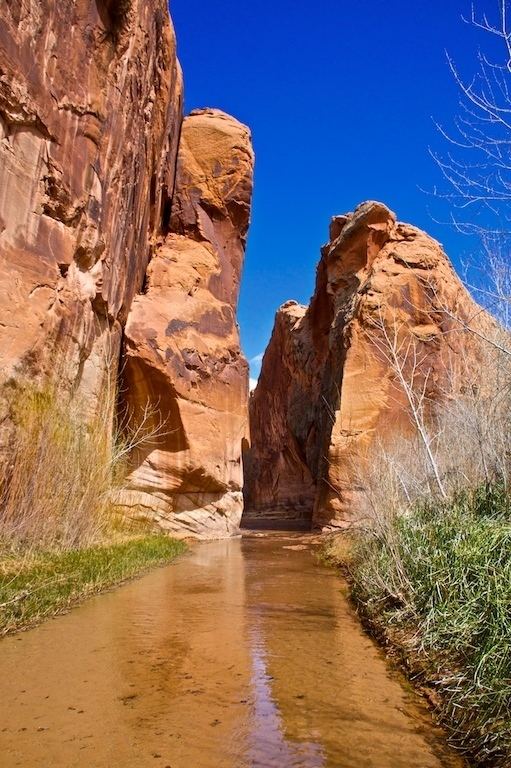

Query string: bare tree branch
432 1 511 231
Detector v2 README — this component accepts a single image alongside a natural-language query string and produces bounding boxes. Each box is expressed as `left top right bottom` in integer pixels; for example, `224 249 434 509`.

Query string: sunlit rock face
0 4 254 539
244 201 489 530
0 0 183 408
119 110 254 539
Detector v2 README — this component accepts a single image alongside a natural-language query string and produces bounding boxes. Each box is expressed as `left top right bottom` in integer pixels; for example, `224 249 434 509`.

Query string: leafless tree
367 308 448 498
432 1 511 236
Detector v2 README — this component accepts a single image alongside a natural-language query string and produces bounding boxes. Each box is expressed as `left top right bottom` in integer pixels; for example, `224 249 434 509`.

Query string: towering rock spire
119 110 254 538
244 202 492 530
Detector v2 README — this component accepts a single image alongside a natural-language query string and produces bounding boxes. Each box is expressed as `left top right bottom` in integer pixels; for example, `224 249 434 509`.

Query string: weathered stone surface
243 301 317 527
0 6 256 540
120 110 254 539
244 201 488 529
0 0 183 407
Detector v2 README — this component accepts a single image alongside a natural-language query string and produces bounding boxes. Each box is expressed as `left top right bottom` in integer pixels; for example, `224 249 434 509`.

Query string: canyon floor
0 532 463 768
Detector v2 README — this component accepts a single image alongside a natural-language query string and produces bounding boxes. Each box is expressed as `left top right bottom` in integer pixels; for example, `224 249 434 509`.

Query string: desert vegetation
324 5 511 764
0 381 121 551
326 350 511 765
325 482 511 764
0 535 185 636
0 380 184 635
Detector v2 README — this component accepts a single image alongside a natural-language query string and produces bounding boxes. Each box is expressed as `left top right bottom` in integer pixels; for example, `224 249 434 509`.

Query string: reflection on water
0 534 463 768
249 620 325 767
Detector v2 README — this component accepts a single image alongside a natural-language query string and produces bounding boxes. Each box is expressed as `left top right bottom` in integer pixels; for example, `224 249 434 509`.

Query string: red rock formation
0 0 182 408
0 5 255 539
119 110 254 538
244 202 487 529
243 301 318 527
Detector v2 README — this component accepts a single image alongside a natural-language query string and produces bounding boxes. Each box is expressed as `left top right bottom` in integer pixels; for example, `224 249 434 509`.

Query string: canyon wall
3 3 484 538
119 109 253 538
0 1 253 538
0 0 182 408
244 202 487 530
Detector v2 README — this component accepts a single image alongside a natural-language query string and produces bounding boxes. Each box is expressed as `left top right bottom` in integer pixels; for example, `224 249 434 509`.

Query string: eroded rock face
0 0 182 408
245 202 487 529
119 110 254 539
243 301 318 527
0 6 255 539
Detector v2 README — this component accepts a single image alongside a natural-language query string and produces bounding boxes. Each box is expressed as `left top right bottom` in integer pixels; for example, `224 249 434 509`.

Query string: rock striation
244 202 488 530
0 0 183 409
0 3 254 538
119 110 254 538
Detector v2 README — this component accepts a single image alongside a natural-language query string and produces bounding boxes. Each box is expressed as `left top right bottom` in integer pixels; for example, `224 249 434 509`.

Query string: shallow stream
0 533 463 767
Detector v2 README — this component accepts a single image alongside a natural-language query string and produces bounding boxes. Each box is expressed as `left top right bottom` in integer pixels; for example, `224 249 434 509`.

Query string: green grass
328 484 511 767
0 536 186 636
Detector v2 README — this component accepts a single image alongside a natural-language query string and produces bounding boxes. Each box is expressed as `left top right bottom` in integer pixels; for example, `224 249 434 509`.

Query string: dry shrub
355 310 511 528
0 383 118 551
0 380 163 554
343 315 511 765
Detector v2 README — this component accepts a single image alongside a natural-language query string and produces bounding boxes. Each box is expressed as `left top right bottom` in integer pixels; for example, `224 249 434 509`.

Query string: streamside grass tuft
0 535 187 636
0 381 182 637
329 484 511 767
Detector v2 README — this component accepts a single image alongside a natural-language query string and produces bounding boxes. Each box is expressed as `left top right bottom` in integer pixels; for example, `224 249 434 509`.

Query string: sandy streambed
0 533 464 768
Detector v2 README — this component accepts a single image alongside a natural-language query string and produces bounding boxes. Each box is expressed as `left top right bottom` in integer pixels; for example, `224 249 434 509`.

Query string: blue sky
170 0 498 384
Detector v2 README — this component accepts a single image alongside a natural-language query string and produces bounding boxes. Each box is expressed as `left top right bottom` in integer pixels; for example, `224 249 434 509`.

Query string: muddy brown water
0 533 464 768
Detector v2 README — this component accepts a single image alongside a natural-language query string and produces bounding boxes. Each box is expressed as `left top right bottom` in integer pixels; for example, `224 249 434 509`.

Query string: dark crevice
95 0 131 43
161 195 173 235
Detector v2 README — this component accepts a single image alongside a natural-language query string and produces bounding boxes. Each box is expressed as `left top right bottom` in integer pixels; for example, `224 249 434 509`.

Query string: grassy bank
0 535 186 636
0 382 187 636
325 484 511 767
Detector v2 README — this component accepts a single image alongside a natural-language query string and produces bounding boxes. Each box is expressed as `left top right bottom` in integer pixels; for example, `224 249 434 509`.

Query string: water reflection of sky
247 622 325 768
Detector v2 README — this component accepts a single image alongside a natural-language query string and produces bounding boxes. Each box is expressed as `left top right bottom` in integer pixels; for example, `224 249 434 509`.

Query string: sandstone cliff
0 0 182 408
119 109 254 538
244 202 487 530
0 2 254 538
